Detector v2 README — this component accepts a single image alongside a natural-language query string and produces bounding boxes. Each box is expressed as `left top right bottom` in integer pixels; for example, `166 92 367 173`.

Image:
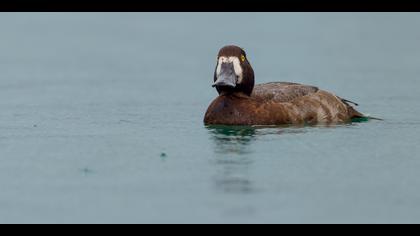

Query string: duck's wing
252 82 319 103
251 82 376 122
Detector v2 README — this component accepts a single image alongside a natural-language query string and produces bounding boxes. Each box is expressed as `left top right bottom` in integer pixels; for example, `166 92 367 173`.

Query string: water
0 13 420 223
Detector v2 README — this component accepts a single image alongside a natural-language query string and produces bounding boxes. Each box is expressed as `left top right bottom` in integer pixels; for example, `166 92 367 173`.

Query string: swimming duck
204 45 367 126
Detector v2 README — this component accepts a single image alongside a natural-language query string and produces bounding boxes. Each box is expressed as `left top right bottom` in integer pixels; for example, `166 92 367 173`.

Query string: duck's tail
341 98 383 122
364 116 384 121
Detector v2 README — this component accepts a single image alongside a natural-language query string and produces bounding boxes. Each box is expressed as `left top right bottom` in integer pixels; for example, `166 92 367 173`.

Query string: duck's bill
212 79 236 88
212 62 237 88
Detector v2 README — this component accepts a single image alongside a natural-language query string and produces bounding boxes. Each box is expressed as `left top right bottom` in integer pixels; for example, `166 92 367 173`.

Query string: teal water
1 13 420 223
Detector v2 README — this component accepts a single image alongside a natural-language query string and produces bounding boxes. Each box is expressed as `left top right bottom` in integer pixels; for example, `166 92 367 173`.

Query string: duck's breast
204 95 257 125
204 95 296 126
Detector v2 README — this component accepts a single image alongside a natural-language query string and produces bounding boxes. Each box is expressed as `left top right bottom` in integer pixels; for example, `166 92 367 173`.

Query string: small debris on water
160 152 167 161
80 167 94 175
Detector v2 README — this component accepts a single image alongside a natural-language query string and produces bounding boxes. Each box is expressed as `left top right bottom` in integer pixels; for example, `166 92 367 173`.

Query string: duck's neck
220 91 251 98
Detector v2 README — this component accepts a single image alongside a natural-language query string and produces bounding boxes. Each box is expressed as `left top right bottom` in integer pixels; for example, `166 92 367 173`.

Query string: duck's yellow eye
241 55 246 62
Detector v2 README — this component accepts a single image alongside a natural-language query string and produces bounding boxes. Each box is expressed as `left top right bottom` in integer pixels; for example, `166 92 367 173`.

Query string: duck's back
252 82 364 123
252 82 319 103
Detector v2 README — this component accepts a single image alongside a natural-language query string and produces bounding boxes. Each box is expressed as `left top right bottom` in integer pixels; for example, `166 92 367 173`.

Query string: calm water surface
0 13 420 223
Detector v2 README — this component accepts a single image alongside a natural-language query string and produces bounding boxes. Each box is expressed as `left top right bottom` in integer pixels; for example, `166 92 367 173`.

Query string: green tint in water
352 117 371 123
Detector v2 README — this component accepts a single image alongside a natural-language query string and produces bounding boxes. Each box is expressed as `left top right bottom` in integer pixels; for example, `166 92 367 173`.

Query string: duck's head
213 45 255 96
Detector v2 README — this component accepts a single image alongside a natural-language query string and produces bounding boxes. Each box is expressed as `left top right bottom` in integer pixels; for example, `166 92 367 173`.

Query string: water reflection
205 122 381 219
207 126 257 194
207 126 257 155
205 125 333 195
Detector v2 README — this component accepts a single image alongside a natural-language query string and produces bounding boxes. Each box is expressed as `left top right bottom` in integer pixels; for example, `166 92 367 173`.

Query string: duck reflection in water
207 125 257 155
206 125 310 195
206 125 257 194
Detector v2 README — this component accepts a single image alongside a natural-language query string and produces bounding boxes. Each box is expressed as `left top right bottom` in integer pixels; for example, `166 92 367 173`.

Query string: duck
204 45 369 126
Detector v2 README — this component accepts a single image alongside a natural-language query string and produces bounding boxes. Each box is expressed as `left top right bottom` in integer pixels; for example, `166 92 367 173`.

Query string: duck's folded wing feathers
252 82 319 103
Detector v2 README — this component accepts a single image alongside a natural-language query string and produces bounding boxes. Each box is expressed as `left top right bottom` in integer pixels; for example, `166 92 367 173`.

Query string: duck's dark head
213 45 255 96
